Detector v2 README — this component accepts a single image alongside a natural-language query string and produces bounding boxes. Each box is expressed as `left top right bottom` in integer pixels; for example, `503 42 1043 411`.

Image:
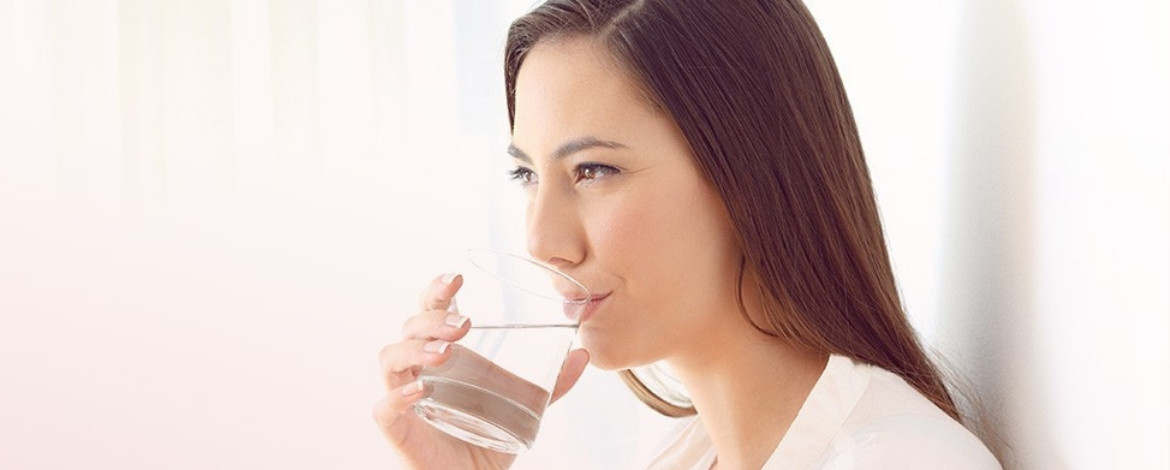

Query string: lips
564 293 609 323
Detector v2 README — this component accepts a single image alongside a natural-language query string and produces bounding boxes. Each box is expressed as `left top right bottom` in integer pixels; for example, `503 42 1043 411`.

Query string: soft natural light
0 1 1165 469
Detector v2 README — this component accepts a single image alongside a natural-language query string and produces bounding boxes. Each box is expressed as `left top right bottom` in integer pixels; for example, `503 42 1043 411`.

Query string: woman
374 0 1003 468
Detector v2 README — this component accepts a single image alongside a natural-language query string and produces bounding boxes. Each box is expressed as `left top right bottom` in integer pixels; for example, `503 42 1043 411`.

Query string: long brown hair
505 0 973 437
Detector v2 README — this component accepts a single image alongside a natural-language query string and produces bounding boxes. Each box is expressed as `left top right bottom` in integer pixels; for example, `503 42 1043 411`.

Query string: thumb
549 348 590 404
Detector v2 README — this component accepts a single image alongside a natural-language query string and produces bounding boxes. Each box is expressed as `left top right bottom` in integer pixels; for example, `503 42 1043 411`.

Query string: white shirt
645 354 1001 469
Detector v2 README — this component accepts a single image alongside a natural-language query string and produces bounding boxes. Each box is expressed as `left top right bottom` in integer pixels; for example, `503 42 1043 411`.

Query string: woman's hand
373 274 591 470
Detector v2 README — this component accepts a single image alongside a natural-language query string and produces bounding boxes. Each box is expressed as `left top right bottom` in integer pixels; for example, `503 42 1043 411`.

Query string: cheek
589 187 699 292
598 181 736 281
582 179 739 359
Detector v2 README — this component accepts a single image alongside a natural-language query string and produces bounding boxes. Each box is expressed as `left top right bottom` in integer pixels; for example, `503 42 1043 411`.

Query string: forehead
512 37 658 151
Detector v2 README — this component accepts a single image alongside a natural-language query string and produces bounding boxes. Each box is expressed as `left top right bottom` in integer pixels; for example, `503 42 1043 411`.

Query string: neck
667 320 827 470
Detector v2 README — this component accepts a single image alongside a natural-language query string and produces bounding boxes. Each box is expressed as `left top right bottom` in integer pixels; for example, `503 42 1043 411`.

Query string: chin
578 332 620 371
587 353 628 372
579 329 653 372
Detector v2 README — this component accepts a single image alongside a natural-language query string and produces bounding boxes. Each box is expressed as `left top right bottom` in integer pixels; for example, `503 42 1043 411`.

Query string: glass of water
413 248 589 454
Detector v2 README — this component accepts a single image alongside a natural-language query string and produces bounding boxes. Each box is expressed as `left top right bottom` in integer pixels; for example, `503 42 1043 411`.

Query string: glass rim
465 248 591 305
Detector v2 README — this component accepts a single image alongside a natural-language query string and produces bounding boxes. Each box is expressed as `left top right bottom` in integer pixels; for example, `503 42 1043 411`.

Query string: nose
525 184 585 271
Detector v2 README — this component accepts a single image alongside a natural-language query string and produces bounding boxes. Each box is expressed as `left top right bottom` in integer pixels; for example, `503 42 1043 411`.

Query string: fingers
418 273 463 312
401 309 471 341
373 273 471 448
550 348 590 404
378 338 456 391
379 272 470 397
372 380 428 444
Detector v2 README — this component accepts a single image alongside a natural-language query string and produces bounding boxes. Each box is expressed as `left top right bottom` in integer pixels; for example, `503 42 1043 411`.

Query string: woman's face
510 37 742 370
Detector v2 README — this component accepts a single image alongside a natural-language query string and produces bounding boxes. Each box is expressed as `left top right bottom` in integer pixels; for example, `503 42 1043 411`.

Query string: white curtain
0 1 1165 469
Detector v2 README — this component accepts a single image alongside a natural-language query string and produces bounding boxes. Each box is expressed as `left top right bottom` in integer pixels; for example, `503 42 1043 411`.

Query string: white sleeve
817 415 1002 470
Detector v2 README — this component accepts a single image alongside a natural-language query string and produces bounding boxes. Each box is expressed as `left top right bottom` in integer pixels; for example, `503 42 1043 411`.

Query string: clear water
414 324 576 453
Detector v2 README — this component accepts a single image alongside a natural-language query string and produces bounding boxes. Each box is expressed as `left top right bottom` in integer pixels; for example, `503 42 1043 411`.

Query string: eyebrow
507 137 627 163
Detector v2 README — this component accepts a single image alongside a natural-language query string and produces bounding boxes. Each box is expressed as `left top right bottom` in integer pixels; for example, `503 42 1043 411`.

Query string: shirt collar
761 353 871 469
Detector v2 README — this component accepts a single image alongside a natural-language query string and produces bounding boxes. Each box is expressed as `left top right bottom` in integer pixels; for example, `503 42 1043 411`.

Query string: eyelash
507 163 621 186
507 167 537 185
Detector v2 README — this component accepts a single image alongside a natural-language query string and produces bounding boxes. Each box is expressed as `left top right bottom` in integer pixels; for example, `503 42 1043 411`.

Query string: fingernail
441 273 459 285
424 340 450 354
444 314 468 328
401 380 424 396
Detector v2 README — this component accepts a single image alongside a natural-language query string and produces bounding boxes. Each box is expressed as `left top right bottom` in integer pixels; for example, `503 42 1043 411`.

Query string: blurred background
0 0 1165 468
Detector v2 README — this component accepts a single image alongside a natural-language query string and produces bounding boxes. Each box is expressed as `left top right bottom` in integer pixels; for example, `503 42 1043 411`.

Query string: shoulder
761 355 1001 470
815 362 1001 470
818 413 1002 470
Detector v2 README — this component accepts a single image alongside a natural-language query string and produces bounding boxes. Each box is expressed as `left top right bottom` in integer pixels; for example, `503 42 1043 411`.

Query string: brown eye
575 163 620 183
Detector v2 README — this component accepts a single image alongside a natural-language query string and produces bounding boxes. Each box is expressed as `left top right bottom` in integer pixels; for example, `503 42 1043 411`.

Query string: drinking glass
413 249 589 453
